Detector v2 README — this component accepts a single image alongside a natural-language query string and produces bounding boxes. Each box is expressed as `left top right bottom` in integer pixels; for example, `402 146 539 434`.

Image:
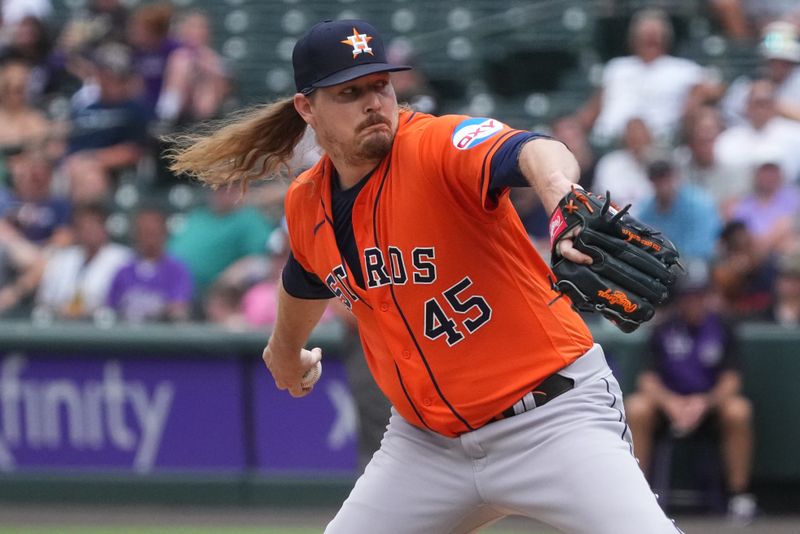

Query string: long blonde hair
165 97 309 189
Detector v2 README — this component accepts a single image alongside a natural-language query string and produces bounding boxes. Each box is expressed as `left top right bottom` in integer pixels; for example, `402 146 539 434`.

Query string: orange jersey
285 110 593 437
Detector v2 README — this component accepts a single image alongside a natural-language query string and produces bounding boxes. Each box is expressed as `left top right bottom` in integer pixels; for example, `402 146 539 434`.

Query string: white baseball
301 361 322 388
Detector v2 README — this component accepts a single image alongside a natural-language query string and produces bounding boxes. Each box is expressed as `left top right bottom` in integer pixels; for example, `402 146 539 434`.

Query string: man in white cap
722 21 800 124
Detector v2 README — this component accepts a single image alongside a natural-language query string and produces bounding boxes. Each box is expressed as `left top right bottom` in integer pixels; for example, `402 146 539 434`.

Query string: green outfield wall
0 320 797 506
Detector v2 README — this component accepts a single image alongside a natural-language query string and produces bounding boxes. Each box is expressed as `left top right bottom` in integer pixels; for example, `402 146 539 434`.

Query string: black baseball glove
548 187 681 333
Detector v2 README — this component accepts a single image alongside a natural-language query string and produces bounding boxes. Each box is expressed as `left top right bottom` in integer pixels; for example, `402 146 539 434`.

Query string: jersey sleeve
282 174 333 300
415 114 528 212
489 132 555 189
281 252 334 300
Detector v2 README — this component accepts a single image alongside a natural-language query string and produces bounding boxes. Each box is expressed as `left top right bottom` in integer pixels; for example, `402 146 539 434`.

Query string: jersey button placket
401 350 411 360
422 398 432 407
379 302 390 312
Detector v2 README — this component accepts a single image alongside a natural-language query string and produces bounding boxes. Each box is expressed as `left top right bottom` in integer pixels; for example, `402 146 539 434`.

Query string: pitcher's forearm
518 138 580 213
268 281 329 355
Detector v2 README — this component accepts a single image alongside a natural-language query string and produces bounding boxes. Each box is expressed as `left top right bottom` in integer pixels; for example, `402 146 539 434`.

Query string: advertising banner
0 351 246 473
252 359 357 473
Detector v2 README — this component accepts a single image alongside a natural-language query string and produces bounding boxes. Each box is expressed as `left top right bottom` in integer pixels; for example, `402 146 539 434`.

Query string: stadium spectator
168 186 273 312
709 0 752 40
712 220 779 319
47 1 129 89
80 0 128 43
35 202 130 320
730 148 800 255
47 0 129 91
638 155 721 261
0 216 44 316
624 261 756 524
47 23 96 99
766 250 800 326
241 225 289 328
0 0 52 28
155 10 229 126
242 223 337 328
576 8 715 145
672 106 735 215
721 21 800 125
126 2 178 119
758 21 800 123
203 278 246 330
0 57 53 182
4 147 71 247
0 14 56 101
716 79 800 188
591 117 654 215
710 0 800 40
106 206 192 323
62 41 147 203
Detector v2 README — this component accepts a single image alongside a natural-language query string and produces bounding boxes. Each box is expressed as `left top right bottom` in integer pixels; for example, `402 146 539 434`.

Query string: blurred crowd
521 6 800 334
0 1 798 337
0 0 278 326
554 5 800 522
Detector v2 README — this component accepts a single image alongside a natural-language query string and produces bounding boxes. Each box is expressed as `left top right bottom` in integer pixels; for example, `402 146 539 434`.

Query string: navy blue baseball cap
293 19 411 95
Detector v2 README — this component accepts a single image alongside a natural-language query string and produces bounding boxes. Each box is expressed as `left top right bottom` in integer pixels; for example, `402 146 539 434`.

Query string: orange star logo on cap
341 27 374 58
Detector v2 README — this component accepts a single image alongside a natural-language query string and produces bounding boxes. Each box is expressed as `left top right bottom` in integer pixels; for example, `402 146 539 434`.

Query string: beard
316 113 394 165
351 112 394 161
354 128 393 161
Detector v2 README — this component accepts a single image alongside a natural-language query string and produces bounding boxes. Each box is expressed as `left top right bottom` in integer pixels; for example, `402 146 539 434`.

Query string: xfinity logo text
0 355 174 473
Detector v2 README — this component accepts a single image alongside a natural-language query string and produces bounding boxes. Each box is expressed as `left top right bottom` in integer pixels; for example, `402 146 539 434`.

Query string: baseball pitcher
169 19 683 534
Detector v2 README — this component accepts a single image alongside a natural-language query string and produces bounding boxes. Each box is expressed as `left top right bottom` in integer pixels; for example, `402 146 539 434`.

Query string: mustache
358 114 391 132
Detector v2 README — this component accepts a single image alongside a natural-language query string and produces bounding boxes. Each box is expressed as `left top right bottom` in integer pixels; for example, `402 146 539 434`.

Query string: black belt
494 373 575 422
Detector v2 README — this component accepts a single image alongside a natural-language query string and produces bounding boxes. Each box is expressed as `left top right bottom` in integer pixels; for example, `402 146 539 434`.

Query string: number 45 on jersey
424 277 492 347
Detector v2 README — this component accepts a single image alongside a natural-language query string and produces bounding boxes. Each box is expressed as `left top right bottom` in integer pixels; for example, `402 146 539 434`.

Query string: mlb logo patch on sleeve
451 118 504 150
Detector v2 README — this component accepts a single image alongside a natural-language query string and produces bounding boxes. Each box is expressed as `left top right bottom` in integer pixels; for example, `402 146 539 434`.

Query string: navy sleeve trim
281 252 335 300
489 132 556 189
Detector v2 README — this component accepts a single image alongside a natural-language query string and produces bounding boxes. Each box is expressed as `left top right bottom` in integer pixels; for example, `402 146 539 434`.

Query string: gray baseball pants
325 344 682 534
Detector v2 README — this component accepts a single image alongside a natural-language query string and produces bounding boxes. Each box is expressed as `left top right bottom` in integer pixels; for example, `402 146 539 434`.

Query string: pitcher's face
296 72 399 165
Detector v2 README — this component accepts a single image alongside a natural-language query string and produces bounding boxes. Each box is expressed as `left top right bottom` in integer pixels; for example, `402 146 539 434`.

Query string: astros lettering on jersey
284 110 594 437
